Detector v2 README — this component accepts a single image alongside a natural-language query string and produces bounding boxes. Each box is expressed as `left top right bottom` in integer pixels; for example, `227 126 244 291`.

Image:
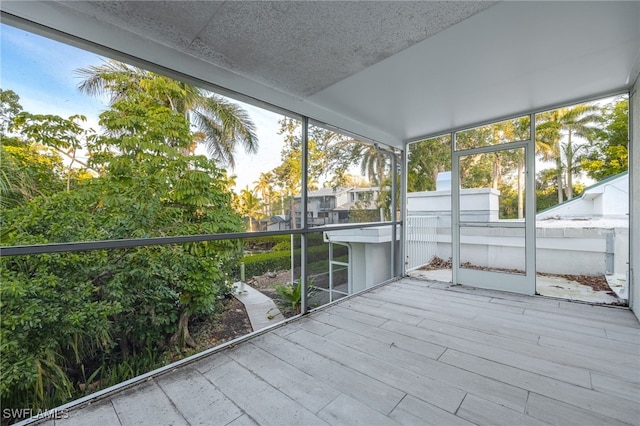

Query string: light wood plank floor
45 278 640 426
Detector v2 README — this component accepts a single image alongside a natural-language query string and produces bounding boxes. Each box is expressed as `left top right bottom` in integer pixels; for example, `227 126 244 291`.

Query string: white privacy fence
405 216 438 271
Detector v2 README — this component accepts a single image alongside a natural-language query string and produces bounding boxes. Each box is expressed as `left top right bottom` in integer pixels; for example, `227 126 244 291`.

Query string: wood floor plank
317 393 400 425
429 299 609 338
523 308 640 333
110 381 187 425
383 319 592 388
440 349 640 425
559 300 638 323
590 372 640 402
473 312 635 352
56 400 121 426
191 352 232 375
538 334 639 365
226 414 258 426
251 333 405 415
415 314 634 381
384 285 500 310
389 284 511 309
389 395 474 426
442 284 559 306
377 297 542 343
339 299 425 325
606 328 640 344
202 359 327 426
284 329 467 414
225 342 341 414
325 327 528 412
294 316 338 337
472 310 608 339
456 394 549 426
370 289 609 340
397 295 627 355
323 304 389 327
310 312 446 359
156 366 243 426
526 392 631 426
539 302 638 327
362 291 479 320
348 294 386 307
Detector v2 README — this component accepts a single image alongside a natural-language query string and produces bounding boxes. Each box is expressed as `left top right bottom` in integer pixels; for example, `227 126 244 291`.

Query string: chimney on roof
436 171 451 192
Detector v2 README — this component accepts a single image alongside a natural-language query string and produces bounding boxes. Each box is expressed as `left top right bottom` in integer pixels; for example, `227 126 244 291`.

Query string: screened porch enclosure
1 1 639 425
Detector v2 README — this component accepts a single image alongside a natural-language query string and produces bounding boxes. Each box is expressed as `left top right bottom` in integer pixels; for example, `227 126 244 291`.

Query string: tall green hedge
235 244 348 279
244 233 327 252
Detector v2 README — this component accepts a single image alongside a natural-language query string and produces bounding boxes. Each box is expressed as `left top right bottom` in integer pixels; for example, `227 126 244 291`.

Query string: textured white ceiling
58 1 496 97
1 1 639 148
309 1 640 141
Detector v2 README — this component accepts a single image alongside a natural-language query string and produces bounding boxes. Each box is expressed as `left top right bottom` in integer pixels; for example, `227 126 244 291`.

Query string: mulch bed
419 256 612 293
174 296 253 359
419 256 452 270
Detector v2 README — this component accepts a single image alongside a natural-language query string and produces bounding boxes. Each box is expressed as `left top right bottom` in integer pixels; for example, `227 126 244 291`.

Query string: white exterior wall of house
330 190 351 223
324 226 400 292
535 173 630 277
301 187 381 226
406 171 630 277
537 174 629 219
407 188 500 223
631 77 639 321
534 223 628 275
406 188 499 263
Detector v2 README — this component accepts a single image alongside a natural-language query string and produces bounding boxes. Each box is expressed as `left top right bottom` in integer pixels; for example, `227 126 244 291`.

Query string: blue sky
1 23 284 192
1 24 108 129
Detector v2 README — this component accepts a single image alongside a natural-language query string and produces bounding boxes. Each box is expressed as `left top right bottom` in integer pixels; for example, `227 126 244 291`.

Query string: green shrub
244 235 291 251
249 233 327 252
235 244 348 279
239 250 292 278
274 280 317 314
271 239 292 251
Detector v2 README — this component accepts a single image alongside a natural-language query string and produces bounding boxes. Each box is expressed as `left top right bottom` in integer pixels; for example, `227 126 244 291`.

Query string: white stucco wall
407 188 500 224
407 187 629 276
537 174 629 219
324 226 399 294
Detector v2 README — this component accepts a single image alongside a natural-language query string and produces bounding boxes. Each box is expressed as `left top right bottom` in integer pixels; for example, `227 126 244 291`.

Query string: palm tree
239 186 263 231
345 142 388 186
254 172 274 218
536 104 598 202
76 60 258 168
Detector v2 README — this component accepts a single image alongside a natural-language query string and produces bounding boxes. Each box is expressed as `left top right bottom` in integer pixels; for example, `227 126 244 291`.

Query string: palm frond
77 60 259 167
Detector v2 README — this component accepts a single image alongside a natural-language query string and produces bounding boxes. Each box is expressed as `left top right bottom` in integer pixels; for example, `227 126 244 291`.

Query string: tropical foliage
76 59 258 168
581 97 629 180
0 83 253 416
406 98 628 217
274 280 317 314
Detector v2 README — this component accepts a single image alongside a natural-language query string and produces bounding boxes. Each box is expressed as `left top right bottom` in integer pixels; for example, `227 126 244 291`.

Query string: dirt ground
246 270 293 300
167 296 252 362
185 270 305 356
